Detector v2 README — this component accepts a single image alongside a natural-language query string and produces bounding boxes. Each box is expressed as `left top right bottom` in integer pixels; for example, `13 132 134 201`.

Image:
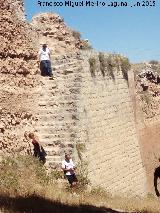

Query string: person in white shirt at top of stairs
38 43 53 78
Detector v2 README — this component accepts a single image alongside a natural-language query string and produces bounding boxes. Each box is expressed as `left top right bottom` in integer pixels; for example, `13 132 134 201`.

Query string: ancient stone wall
31 13 83 56
76 51 147 197
0 0 152 197
0 0 40 156
0 1 82 159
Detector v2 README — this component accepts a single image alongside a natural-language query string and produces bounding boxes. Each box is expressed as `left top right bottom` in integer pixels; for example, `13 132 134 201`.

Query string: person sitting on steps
25 132 46 164
62 153 78 189
38 43 53 78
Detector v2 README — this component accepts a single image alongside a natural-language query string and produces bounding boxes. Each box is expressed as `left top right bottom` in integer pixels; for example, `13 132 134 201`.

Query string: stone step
38 101 59 107
37 103 76 108
39 81 57 88
53 62 80 69
39 76 82 84
36 113 76 119
45 161 61 169
35 114 64 120
36 118 76 124
45 148 61 156
43 141 74 149
46 155 62 161
51 54 83 64
36 122 76 129
35 132 75 141
39 137 65 145
35 127 70 134
36 108 75 115
37 96 79 102
52 59 80 66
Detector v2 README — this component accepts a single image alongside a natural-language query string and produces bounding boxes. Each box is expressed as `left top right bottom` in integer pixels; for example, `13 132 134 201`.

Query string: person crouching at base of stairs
38 43 53 78
62 153 78 188
28 132 47 164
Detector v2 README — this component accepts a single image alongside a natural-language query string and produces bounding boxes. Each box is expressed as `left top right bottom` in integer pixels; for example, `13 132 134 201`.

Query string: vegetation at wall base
0 155 160 213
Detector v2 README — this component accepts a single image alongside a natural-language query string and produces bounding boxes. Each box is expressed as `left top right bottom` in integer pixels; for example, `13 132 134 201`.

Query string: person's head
28 133 35 139
42 44 47 49
65 153 71 161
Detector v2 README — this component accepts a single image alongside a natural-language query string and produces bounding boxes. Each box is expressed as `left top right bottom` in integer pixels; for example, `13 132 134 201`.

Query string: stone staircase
34 53 83 169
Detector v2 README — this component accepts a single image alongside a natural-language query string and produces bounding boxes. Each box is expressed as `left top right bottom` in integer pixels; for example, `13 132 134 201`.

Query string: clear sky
24 0 160 63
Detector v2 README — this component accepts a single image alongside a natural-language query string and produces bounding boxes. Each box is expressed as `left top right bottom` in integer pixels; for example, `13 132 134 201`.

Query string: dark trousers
33 147 46 164
40 60 52 76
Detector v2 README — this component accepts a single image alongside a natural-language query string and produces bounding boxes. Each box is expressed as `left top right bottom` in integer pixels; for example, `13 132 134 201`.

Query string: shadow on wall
154 165 160 197
0 194 130 213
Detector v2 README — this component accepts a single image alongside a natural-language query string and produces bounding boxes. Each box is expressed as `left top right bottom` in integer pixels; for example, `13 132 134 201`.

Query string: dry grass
0 156 160 213
98 53 130 81
89 57 97 77
72 30 81 40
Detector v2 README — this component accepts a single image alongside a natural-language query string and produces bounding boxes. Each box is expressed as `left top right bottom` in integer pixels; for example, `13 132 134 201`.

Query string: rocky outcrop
131 63 160 195
31 13 83 55
0 0 38 75
0 0 39 155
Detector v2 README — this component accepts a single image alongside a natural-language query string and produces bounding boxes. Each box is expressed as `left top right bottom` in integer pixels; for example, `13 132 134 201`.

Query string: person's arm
48 48 51 60
71 159 76 170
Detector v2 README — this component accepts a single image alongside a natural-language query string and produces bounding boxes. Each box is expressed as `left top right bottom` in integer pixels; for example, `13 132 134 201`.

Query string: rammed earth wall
0 0 151 197
76 51 147 197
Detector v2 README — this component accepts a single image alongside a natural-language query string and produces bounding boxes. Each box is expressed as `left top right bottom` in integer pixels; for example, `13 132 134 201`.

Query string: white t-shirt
38 47 50 61
62 159 75 175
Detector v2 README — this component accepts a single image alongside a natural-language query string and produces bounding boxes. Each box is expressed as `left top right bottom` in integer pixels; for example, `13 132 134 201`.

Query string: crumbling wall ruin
1 0 160 198
0 0 40 155
131 63 160 195
75 52 147 197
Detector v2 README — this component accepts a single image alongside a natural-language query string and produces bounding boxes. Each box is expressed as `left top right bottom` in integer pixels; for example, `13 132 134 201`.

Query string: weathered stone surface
1 0 160 198
131 63 160 195
0 0 39 155
31 13 82 55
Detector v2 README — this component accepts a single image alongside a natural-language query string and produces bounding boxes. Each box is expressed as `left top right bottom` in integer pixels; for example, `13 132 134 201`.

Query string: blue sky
24 0 160 63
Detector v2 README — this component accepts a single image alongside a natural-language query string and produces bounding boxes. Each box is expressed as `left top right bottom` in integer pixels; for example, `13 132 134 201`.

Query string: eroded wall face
139 124 160 194
0 0 39 155
131 65 160 195
0 1 148 196
78 52 147 197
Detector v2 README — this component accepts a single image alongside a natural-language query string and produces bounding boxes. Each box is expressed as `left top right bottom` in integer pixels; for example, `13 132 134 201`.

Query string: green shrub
76 161 90 192
75 143 90 192
99 52 106 77
49 170 63 180
91 186 110 197
99 53 120 80
105 55 116 80
76 143 86 161
120 57 131 81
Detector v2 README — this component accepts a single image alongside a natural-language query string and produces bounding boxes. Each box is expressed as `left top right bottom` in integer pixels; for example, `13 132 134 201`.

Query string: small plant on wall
99 52 119 80
89 57 97 77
